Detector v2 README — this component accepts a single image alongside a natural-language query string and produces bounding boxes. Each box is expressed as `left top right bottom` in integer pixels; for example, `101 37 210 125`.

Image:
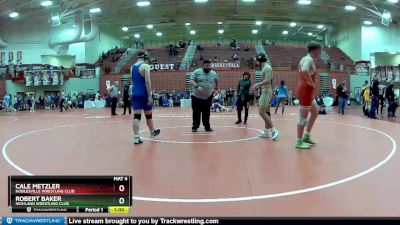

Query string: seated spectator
244 46 249 52
213 56 219 62
232 53 239 61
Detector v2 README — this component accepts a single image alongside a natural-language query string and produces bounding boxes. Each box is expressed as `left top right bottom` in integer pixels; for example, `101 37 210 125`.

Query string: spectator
378 84 386 115
122 84 132 115
386 82 396 118
108 81 119 116
370 76 379 119
232 53 239 61
337 81 348 115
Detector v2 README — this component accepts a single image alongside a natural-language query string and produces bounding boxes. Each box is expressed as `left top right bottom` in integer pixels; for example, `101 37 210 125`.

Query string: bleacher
266 45 329 70
325 46 354 67
95 48 127 74
193 44 256 68
96 44 353 74
119 45 184 73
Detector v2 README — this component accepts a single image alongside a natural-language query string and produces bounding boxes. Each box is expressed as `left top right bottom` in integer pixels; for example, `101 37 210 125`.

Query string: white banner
211 62 240 68
150 64 175 71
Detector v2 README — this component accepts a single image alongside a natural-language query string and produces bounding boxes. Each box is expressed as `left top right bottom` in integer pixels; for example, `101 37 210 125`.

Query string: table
180 99 192 108
84 100 106 109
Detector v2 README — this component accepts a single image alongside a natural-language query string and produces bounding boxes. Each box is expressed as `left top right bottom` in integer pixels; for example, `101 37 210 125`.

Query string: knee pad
134 114 142 121
298 118 308 126
145 114 152 120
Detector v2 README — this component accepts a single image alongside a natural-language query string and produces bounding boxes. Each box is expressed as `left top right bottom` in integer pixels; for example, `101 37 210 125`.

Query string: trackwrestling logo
2 217 65 225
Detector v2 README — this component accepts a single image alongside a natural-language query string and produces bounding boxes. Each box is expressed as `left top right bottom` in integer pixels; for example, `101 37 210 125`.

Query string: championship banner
17 51 22 61
43 73 50 86
34 73 41 86
8 51 14 62
52 74 59 86
0 52 5 63
211 62 240 68
25 74 33 86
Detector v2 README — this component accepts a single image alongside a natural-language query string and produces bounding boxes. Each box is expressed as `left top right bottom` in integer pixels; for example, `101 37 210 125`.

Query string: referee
189 59 219 132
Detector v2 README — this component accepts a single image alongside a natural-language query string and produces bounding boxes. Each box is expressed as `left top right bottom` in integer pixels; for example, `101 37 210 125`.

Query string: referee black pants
111 97 118 115
191 95 213 130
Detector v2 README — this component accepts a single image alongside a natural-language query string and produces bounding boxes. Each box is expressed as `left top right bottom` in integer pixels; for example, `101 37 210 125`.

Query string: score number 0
118 184 126 205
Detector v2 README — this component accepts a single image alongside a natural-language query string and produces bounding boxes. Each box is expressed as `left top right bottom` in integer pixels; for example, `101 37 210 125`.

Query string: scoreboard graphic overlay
8 176 132 213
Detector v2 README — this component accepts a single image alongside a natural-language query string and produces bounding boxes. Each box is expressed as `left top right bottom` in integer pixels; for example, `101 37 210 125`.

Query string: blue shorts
132 97 152 111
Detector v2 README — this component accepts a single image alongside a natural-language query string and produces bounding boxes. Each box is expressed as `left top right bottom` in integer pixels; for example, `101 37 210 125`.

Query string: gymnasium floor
0 106 399 216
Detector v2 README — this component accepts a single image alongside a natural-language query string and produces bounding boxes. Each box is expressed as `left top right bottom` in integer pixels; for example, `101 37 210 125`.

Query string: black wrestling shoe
150 129 161 138
235 120 242 124
192 128 198 133
205 127 214 132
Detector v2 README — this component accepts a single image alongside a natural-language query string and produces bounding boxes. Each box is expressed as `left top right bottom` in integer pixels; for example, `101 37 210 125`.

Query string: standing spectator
288 89 293 105
363 85 371 117
274 80 288 115
59 90 66 112
189 59 219 132
3 94 10 112
337 81 348 115
386 82 396 118
336 82 349 115
122 84 132 115
226 88 233 106
30 94 35 112
378 84 386 115
235 72 252 124
361 80 369 111
370 76 379 119
108 81 119 116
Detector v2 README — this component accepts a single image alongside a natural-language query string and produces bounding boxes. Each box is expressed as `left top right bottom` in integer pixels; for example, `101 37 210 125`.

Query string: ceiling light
190 30 196 35
298 0 311 5
290 22 297 27
242 0 256 2
255 21 262 26
218 29 224 34
218 22 223 25
41 1 53 7
185 22 191 26
122 26 129 31
318 24 324 29
137 1 150 7
252 29 258 34
194 0 208 2
388 0 398 3
156 32 162 36
282 30 289 35
147 24 154 29
345 5 356 11
51 15 60 21
364 21 373 25
389 52 396 54
308 32 313 36
382 11 392 19
134 34 140 38
9 12 19 18
89 8 101 13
